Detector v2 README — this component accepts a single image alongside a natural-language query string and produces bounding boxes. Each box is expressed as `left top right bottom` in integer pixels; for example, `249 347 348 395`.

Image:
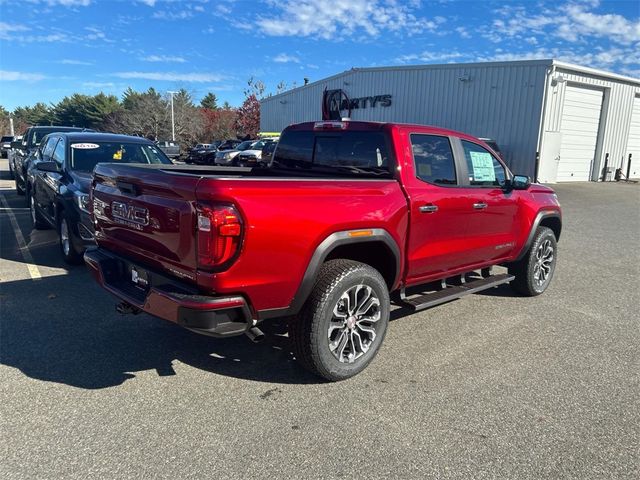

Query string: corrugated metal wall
260 61 550 177
540 67 640 180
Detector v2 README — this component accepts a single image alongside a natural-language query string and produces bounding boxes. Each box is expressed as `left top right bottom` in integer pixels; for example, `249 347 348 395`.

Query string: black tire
509 226 557 296
16 175 25 196
28 187 49 230
289 259 390 381
58 213 83 265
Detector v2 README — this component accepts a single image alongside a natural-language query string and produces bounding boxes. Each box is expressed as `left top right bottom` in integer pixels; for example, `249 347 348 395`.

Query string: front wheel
509 226 557 296
59 215 83 265
289 259 390 381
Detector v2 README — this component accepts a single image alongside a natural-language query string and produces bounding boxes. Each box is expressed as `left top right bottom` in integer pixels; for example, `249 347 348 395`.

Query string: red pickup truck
85 121 561 381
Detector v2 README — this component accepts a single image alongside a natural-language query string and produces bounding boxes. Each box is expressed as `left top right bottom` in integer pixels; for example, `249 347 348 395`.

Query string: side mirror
37 160 60 173
510 174 531 190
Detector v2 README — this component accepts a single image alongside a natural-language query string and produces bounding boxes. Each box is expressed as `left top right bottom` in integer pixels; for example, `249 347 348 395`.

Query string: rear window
69 142 172 172
271 130 391 177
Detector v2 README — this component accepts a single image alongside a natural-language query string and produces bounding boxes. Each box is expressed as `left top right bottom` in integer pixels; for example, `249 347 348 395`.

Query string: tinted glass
410 134 456 185
461 140 506 187
69 142 171 172
42 136 58 158
236 141 254 151
272 130 390 176
52 137 65 166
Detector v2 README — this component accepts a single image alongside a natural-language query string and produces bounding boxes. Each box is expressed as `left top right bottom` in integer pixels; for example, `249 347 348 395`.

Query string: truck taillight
197 204 243 270
314 121 348 130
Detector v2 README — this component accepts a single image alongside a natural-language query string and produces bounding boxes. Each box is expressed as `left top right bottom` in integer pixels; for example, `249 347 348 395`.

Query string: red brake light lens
197 204 243 269
314 121 348 130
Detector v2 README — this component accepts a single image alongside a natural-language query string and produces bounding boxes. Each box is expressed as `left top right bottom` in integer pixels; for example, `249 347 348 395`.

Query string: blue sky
0 0 638 110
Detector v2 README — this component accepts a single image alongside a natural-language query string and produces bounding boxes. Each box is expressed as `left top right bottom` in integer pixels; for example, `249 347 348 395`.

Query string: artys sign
322 88 392 120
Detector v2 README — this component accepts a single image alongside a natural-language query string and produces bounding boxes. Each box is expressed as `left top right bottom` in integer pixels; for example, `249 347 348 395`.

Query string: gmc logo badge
111 201 149 226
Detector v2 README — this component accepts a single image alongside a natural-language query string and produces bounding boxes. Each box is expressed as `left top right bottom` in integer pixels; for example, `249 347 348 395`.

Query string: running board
400 273 515 311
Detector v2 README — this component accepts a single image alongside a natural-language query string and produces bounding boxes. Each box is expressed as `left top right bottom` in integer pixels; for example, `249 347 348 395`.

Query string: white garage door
625 95 640 179
557 85 604 182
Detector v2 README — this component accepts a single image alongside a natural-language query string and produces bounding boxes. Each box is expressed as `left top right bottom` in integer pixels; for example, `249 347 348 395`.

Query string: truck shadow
0 274 321 389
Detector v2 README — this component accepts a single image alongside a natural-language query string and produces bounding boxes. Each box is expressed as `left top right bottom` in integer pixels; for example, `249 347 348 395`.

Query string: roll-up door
557 85 604 181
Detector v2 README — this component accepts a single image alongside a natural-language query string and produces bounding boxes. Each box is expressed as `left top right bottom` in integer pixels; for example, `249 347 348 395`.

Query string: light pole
167 91 177 141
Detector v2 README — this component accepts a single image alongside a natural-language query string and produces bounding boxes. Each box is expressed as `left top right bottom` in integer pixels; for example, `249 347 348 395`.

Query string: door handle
419 204 438 213
473 202 488 210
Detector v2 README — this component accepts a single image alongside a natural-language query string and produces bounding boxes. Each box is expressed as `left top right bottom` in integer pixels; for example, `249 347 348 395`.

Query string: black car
13 126 91 196
1 135 14 158
26 132 172 264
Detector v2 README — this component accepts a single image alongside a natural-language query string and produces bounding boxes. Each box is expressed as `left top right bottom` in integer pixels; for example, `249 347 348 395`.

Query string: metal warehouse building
260 59 640 182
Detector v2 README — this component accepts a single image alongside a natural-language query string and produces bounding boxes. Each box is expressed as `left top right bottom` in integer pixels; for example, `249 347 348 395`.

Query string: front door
453 138 520 265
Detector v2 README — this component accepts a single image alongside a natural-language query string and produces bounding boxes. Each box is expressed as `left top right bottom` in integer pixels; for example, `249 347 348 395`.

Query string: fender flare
258 228 401 320
515 210 561 261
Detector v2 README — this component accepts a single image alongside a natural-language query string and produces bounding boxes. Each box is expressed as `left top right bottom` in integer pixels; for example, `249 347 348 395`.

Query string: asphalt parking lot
1 158 638 479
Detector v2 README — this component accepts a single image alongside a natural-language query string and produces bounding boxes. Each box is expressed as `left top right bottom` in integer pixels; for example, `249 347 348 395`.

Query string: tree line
0 80 271 148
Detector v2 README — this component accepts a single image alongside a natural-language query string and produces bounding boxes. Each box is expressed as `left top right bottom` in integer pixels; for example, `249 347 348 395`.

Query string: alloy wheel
60 219 70 256
328 284 381 364
533 238 554 288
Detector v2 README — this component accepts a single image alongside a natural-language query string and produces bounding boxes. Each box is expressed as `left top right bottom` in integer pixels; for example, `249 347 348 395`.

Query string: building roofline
261 58 639 104
552 60 640 85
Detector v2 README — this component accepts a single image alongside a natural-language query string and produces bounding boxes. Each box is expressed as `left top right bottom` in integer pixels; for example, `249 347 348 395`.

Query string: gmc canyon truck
86 121 561 381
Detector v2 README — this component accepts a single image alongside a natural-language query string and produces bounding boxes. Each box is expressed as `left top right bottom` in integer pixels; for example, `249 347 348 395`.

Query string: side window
461 140 506 187
42 137 58 159
410 134 456 185
52 137 66 166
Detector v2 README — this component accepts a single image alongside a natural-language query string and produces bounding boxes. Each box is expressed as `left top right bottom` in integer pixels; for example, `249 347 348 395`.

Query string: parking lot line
0 193 42 281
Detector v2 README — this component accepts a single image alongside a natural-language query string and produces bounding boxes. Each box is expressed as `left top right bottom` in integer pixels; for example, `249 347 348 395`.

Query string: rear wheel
59 214 83 265
15 174 25 196
289 259 390 381
28 188 48 230
509 226 557 296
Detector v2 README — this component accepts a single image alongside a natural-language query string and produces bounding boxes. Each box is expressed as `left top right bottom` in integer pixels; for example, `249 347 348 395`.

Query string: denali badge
111 201 149 227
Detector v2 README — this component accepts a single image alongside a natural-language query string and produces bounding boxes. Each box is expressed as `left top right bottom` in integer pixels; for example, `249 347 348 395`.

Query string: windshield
236 141 254 151
69 142 172 172
31 128 61 147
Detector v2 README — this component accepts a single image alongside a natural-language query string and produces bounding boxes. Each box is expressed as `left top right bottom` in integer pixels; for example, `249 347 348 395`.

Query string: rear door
92 164 201 282
403 131 480 283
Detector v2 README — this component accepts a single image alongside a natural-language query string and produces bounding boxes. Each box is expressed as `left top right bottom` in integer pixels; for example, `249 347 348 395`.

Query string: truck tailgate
92 164 200 283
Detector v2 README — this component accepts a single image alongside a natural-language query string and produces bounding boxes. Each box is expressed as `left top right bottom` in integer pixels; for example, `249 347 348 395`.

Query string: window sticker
417 163 432 177
70 143 99 149
112 149 123 160
469 151 495 182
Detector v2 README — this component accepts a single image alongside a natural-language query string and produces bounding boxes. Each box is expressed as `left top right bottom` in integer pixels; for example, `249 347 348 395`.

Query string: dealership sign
322 88 392 120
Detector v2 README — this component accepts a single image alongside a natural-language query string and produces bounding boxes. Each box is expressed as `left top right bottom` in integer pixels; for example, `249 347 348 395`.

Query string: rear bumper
84 248 254 337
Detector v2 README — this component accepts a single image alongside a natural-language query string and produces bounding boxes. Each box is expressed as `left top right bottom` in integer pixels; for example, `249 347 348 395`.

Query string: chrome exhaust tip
245 326 265 343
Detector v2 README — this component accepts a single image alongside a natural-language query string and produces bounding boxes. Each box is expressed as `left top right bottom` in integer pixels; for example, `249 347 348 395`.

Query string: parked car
235 138 278 167
479 138 504 160
186 143 215 164
86 120 562 381
156 140 180 160
27 132 172 264
216 139 241 151
214 139 261 166
13 126 92 196
261 140 278 166
1 135 14 158
7 136 21 179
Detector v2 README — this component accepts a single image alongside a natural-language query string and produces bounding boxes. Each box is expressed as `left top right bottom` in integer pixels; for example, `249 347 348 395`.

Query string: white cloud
152 10 193 20
256 0 439 39
273 53 300 64
0 22 30 38
60 59 94 65
24 0 91 5
114 71 225 82
397 51 467 64
455 26 470 39
142 55 186 63
0 70 46 81
139 0 157 6
490 2 640 45
83 81 115 88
